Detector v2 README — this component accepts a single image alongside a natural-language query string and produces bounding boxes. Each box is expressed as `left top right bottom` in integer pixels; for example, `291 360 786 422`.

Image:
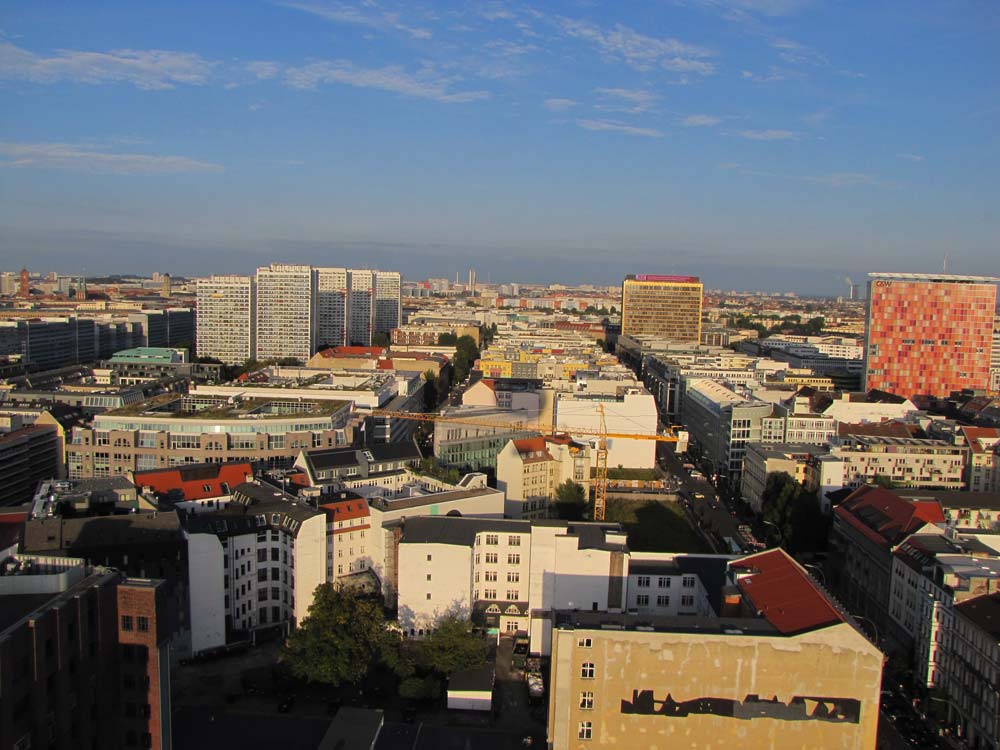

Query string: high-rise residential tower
620 274 703 342
316 267 349 348
864 273 998 402
372 270 402 339
196 275 255 365
255 264 316 361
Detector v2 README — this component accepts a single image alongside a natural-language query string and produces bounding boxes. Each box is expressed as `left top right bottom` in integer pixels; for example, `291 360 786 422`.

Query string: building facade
620 274 703 342
255 264 316 361
195 275 255 365
864 273 998 402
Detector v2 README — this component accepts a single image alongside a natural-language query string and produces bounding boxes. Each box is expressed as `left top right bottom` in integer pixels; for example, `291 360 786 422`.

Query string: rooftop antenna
943 253 948 273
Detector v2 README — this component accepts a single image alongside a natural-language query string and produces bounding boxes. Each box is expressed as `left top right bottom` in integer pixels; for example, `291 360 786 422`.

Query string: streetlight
761 519 780 548
802 562 826 584
926 696 967 743
851 614 880 645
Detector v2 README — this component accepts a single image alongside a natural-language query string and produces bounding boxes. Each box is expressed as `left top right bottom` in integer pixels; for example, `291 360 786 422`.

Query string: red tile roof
133 462 253 501
320 499 370 521
834 485 945 549
730 548 845 636
962 427 1000 454
0 510 26 552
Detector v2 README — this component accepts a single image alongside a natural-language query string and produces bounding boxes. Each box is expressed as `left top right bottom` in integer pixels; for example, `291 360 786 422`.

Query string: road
656 443 742 548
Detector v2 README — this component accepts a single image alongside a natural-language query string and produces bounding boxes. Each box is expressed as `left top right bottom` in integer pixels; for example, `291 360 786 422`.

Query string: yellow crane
370 407 678 521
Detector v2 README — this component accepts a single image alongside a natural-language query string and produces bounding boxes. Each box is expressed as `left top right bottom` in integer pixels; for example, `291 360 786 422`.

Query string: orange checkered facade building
864 273 997 403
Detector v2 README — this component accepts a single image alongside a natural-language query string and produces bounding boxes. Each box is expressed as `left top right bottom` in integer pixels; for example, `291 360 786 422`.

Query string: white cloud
594 87 659 113
544 97 577 111
802 172 879 187
275 1 432 39
801 108 831 127
577 118 664 138
897 152 925 162
738 128 799 140
711 0 813 16
247 61 281 80
0 141 223 174
770 37 827 66
557 18 715 74
683 114 722 127
0 40 213 90
741 67 790 82
283 60 490 103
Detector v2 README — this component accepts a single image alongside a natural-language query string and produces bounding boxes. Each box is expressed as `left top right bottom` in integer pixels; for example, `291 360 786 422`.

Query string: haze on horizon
1 1 997 295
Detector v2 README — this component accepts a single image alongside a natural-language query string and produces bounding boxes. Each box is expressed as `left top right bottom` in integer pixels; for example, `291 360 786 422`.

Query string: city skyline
2 1 998 294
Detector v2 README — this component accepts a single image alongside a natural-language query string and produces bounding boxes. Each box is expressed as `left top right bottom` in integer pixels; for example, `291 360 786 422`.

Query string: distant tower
75 276 87 300
161 273 171 297
468 269 476 293
18 268 29 298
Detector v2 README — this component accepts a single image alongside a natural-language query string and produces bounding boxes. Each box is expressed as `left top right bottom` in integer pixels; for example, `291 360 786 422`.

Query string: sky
0 0 997 294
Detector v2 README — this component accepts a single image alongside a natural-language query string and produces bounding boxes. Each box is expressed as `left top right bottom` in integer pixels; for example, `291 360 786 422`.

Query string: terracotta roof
730 548 845 636
0 510 26 552
834 485 945 549
962 427 1000 454
320 498 371 521
133 462 253 501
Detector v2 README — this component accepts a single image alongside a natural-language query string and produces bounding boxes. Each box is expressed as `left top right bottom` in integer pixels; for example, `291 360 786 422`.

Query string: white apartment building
828 436 966 491
255 264 317 361
196 275 255 365
624 553 722 618
496 436 592 519
182 482 327 654
962 427 1000 493
315 268 401 348
553 389 658 469
741 443 821 513
316 267 349 348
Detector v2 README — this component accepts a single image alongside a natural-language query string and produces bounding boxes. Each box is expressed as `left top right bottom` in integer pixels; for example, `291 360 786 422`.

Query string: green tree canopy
554 479 587 520
372 332 391 347
453 335 480 384
282 585 394 686
438 332 458 346
760 472 827 554
414 616 487 676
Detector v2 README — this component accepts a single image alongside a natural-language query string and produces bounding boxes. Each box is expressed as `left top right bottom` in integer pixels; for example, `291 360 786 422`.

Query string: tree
372 332 391 347
422 369 439 410
453 335 480 384
554 479 587 521
282 585 392 686
871 473 894 489
438 332 458 346
415 616 487 676
760 472 828 554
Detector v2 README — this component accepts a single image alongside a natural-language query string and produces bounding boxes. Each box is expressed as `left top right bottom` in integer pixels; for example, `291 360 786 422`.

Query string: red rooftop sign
635 275 700 282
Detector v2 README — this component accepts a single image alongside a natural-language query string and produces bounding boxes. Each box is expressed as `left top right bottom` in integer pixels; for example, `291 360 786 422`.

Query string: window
580 691 594 710
581 662 595 679
137 616 149 633
426 574 432 581
507 572 520 583
637 594 649 606
506 590 519 600
426 593 432 600
507 553 521 565
485 553 498 564
427 554 432 562
657 595 670 607
485 534 499 545
681 595 694 607
577 637 592 648
682 576 696 589
484 589 497 600
658 577 670 588
508 535 521 546
121 615 133 631
637 576 650 588
485 571 497 582
578 721 593 740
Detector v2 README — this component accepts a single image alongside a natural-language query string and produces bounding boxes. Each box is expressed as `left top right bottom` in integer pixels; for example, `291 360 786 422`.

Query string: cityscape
2 3 999 750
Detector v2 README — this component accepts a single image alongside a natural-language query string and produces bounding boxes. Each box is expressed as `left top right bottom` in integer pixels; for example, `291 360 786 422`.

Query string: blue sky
0 1 997 293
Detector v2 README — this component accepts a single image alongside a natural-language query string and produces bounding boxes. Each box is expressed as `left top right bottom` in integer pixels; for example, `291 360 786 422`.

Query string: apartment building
0 424 61 506
65 393 353 478
553 388 659 470
181 482 326 652
0 557 172 750
824 435 966 492
496 435 592 519
620 274 703 343
255 264 316 361
740 443 819 514
316 267 349 349
962 427 1000 493
546 549 883 750
195 275 255 365
682 379 773 485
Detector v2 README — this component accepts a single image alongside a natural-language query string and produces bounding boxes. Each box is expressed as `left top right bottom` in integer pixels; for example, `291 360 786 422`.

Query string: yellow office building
621 274 703 342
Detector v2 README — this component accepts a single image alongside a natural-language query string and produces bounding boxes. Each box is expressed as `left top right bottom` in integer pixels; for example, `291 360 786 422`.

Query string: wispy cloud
594 87 659 114
577 118 665 138
693 0 814 17
247 61 281 80
283 60 490 102
738 128 799 140
557 18 715 74
0 141 223 174
683 114 722 127
741 67 791 82
802 172 880 188
897 152 925 162
770 37 827 66
275 1 432 39
544 97 577 111
801 108 831 127
0 40 213 90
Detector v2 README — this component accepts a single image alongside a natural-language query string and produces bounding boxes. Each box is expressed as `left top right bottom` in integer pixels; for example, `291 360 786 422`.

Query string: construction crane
370 407 678 521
